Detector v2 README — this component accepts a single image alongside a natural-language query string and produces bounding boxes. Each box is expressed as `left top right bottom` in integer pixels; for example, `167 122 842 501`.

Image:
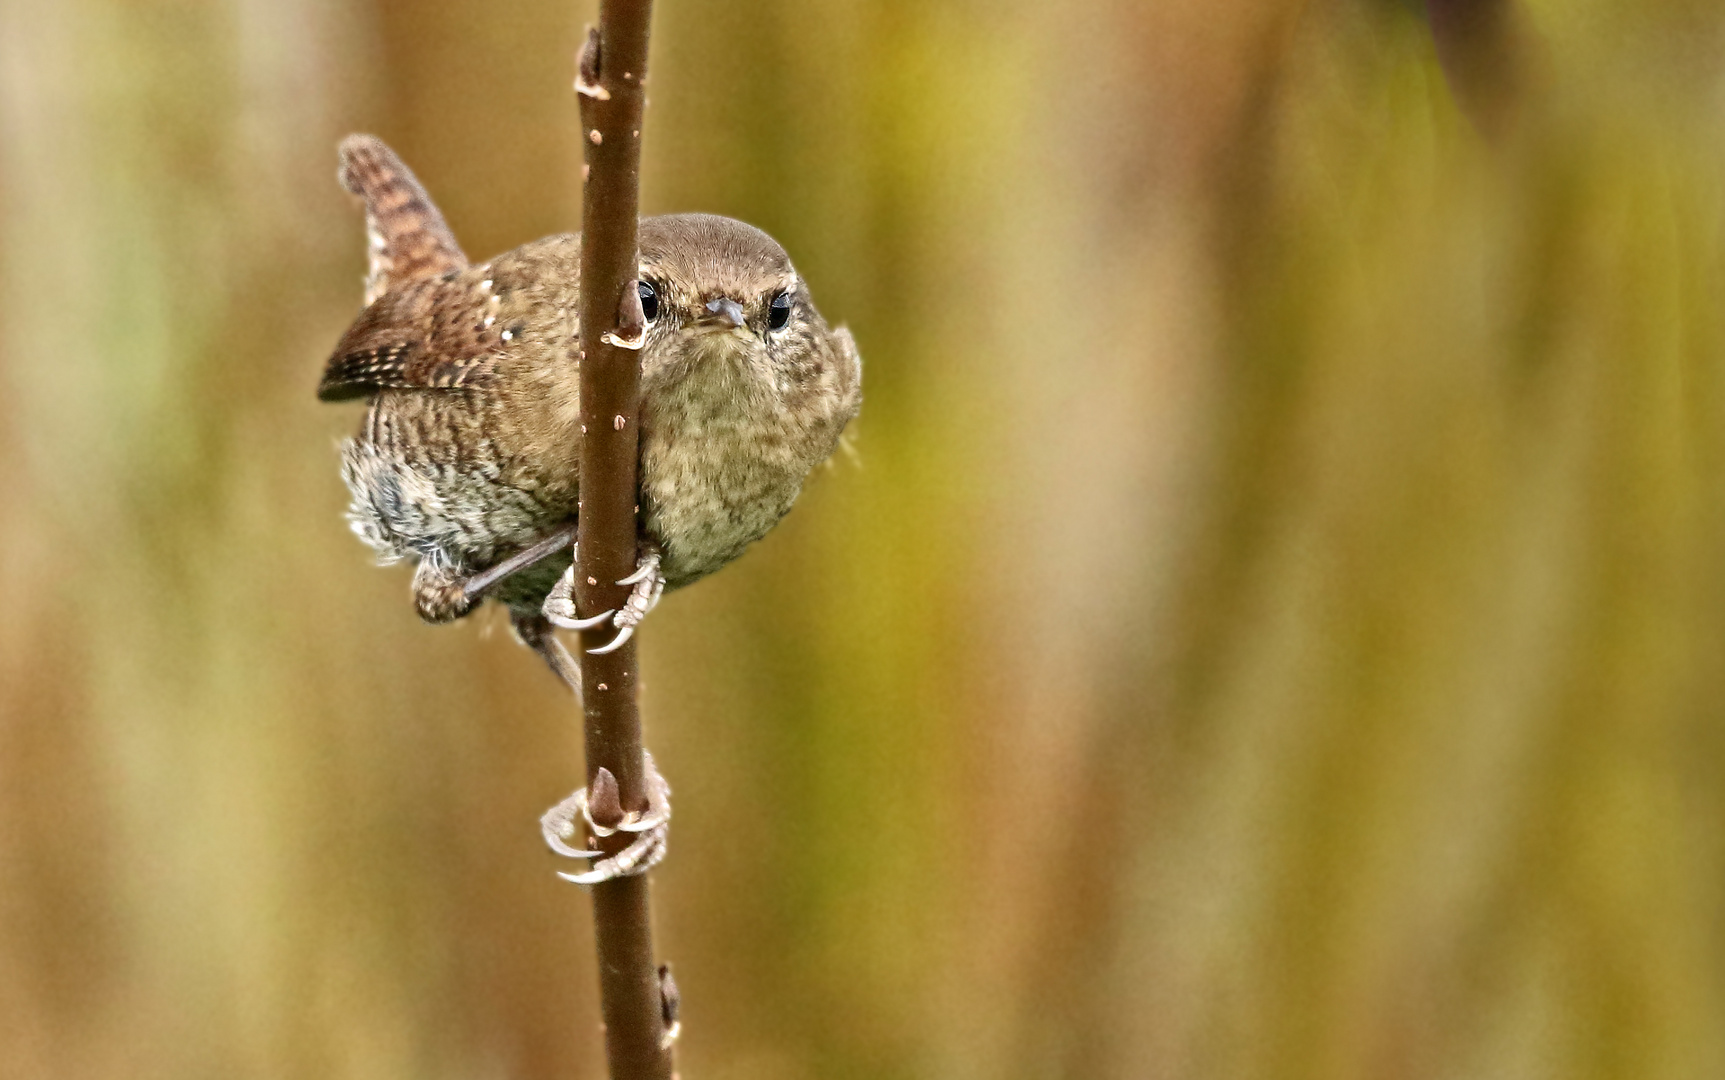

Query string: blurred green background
3 1 1724 1077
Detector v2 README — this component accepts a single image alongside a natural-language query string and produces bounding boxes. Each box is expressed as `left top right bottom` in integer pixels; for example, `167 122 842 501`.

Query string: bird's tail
338 134 468 306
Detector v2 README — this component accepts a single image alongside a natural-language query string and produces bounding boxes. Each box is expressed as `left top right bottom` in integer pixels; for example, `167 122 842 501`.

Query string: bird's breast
637 383 818 588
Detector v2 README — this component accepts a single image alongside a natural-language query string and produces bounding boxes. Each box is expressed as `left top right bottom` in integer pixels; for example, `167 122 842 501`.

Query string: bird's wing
339 134 468 305
317 275 505 401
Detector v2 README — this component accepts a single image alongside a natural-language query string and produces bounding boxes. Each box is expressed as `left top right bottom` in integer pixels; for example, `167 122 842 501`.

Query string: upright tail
338 134 467 306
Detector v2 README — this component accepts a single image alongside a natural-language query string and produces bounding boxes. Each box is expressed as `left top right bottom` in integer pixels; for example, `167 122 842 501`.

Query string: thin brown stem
571 4 671 1079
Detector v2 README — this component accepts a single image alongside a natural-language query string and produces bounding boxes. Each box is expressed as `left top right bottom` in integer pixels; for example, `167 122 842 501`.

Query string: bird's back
325 138 585 602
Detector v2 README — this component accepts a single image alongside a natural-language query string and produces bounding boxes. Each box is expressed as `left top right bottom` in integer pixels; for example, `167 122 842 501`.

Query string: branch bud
588 766 626 829
575 26 610 100
603 279 648 350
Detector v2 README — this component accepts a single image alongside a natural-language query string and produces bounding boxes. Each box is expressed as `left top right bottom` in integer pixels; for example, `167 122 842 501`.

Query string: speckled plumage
320 135 861 627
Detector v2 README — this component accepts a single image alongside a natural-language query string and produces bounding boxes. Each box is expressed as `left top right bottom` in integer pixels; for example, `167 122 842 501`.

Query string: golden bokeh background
3 1 1724 1077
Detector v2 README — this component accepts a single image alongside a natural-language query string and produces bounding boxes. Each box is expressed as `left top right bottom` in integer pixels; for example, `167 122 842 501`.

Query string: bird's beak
696 296 747 332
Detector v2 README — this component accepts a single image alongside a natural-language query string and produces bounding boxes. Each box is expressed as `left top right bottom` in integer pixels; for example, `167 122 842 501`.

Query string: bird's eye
768 290 791 331
638 280 659 323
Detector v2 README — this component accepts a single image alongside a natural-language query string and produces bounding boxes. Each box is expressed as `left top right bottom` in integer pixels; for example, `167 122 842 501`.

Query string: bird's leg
542 537 666 655
412 522 577 624
540 749 671 885
461 522 577 601
510 613 583 698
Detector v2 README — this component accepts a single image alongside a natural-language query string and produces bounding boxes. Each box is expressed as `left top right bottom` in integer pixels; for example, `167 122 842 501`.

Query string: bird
320 133 861 668
319 134 862 880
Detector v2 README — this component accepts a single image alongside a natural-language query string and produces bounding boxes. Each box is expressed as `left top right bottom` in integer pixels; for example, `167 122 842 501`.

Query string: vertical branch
572 4 671 1080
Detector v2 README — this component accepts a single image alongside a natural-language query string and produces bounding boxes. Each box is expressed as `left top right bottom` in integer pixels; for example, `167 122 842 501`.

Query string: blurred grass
3 1 1724 1078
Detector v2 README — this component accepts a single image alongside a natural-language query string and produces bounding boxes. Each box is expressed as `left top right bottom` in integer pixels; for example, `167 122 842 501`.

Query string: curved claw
586 624 634 655
545 835 604 860
555 826 666 884
549 607 615 631
540 802 604 859
543 750 671 884
617 561 656 586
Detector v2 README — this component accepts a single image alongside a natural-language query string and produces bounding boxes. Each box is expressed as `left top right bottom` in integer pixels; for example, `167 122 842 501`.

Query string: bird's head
635 213 833 396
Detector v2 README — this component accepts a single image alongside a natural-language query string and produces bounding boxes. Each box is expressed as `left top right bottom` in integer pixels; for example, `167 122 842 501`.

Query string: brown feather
319 137 861 626
317 270 515 401
339 134 467 305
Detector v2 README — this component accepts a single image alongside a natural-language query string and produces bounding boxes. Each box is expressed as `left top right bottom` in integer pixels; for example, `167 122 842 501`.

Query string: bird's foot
413 559 477 623
413 523 578 624
540 750 671 885
542 543 666 654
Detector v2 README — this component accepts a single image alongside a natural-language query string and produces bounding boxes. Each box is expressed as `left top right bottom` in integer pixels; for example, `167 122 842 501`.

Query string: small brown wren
320 135 862 679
